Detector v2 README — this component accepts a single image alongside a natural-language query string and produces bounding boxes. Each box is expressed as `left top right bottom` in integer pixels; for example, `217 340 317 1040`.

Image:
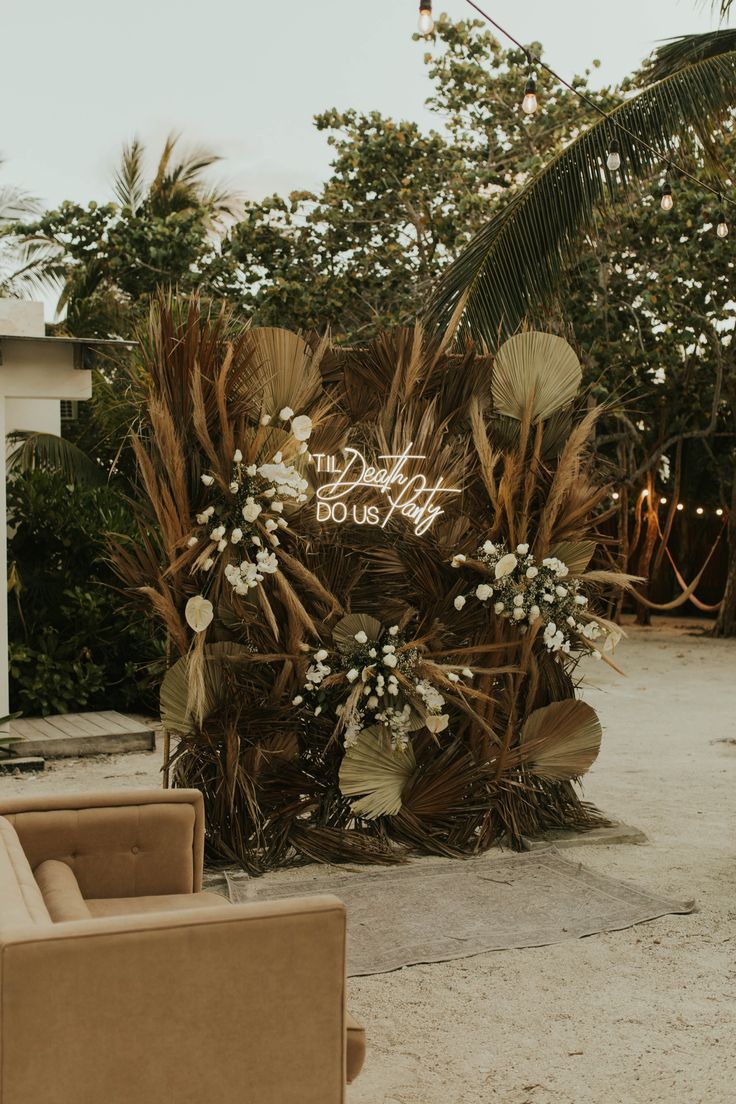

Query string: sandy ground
2 618 735 1104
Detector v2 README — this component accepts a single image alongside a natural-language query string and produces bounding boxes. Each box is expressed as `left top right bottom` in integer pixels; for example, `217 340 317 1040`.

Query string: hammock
630 521 725 612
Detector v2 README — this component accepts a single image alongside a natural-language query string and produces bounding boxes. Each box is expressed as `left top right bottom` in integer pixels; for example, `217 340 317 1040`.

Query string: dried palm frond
517 699 603 782
339 726 417 819
491 332 582 424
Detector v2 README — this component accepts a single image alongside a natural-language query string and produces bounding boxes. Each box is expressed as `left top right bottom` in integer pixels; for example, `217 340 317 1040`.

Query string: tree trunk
713 478 736 637
635 475 659 626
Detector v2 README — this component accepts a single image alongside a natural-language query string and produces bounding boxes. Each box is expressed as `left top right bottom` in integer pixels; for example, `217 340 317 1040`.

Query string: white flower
260 413 272 426
298 442 309 454
291 414 313 441
246 464 257 476
279 406 295 421
185 595 213 633
346 668 359 682
314 706 322 717
516 543 530 555
454 595 466 610
201 473 214 486
271 501 284 513
292 695 304 706
251 535 261 546
462 668 473 678
314 649 328 662
367 696 378 709
388 625 399 636
482 540 496 555
217 539 227 552
425 713 449 733
382 644 395 654
202 557 214 571
229 481 239 494
264 518 278 532
494 601 505 614
513 608 526 620
495 553 518 579
526 566 539 579
233 449 243 463
575 594 588 606
187 536 198 547
277 517 288 529
354 630 368 644
476 583 493 601
210 525 226 541
555 585 568 597
231 528 243 544
255 550 279 574
451 553 466 568
513 594 524 607
447 672 460 682
242 499 262 523
383 653 398 668
529 605 541 622
273 450 283 463
369 647 377 658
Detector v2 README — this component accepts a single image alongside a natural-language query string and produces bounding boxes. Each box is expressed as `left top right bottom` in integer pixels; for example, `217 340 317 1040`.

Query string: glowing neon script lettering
313 443 461 537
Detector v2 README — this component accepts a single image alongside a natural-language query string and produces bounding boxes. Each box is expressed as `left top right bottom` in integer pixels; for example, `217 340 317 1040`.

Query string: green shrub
7 470 161 716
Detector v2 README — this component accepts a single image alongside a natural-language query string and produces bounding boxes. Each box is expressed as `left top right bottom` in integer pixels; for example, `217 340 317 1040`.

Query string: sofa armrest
0 789 205 898
0 895 347 1104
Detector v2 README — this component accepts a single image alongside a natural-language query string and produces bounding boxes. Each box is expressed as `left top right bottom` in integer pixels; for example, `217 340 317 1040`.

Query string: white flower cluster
452 541 609 658
296 625 452 750
193 446 309 591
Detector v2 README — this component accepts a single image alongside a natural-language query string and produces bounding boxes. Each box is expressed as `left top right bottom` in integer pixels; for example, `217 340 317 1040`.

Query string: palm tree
0 161 50 297
426 29 736 345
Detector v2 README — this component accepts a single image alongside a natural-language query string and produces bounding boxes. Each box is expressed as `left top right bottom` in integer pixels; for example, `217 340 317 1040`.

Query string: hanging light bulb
696 507 704 515
417 0 434 35
522 74 538 115
660 497 667 505
606 140 621 172
716 508 724 516
660 181 674 212
611 492 620 501
676 503 684 511
716 211 729 238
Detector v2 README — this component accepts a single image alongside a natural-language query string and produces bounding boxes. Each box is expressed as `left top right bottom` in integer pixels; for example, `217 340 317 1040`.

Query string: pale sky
1 0 719 210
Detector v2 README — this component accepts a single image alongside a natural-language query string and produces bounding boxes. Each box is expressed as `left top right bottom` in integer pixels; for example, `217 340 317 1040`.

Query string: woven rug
224 848 694 977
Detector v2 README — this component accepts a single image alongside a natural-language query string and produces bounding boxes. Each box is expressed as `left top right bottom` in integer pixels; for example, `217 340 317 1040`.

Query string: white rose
482 540 496 555
271 501 284 513
265 519 278 532
529 605 541 622
233 449 243 463
516 543 530 555
383 653 398 668
454 595 466 610
291 414 313 441
201 473 214 486
185 595 214 633
231 528 243 544
513 608 525 620
494 601 505 614
354 630 368 644
314 649 328 662
229 481 239 493
513 594 524 607
242 500 262 523
555 585 568 597
260 413 272 426
451 554 466 568
494 553 518 579
202 557 214 571
246 464 257 476
279 407 295 421
388 625 399 636
346 668 359 682
217 539 227 552
526 566 539 579
462 668 473 678
210 525 226 541
292 695 304 706
476 583 493 601
447 672 460 682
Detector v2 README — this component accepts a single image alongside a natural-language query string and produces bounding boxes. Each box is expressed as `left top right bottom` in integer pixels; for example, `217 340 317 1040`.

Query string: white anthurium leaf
185 595 214 633
492 332 582 424
339 725 417 820
519 699 602 782
332 613 384 653
548 541 597 577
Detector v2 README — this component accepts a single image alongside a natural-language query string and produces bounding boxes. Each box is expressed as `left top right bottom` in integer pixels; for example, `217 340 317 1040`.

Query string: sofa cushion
86 890 228 918
0 816 51 926
346 1012 366 1084
35 859 92 922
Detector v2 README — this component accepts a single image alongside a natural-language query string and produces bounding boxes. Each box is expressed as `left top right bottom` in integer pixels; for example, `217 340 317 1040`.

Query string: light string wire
461 0 734 210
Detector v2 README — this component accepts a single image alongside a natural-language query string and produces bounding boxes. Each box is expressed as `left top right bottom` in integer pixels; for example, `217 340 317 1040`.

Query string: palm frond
113 138 147 212
6 431 107 486
518 699 603 782
491 332 582 423
427 37 736 345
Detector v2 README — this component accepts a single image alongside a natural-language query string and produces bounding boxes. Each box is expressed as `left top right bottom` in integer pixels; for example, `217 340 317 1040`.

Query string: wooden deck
7 711 156 759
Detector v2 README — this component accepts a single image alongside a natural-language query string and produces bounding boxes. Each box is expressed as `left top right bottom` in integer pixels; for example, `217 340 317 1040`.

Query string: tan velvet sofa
0 788 365 1104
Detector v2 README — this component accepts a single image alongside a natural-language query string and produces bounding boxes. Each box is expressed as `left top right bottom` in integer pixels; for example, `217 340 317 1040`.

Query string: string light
660 497 667 505
522 59 538 115
696 506 704 515
611 491 620 500
459 0 735 221
417 0 434 36
677 503 684 511
660 180 674 212
716 211 729 238
716 508 724 516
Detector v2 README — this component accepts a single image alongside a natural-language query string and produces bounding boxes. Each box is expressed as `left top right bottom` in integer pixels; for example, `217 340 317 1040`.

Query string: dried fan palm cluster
113 294 633 874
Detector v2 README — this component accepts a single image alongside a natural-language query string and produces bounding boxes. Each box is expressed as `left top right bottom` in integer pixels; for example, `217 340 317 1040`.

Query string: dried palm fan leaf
339 726 417 819
160 642 252 736
492 332 582 424
517 699 603 782
237 327 326 419
549 540 597 576
332 613 384 652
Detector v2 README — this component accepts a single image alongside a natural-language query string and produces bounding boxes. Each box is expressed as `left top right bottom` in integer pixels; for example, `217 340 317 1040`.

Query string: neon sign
313 442 461 537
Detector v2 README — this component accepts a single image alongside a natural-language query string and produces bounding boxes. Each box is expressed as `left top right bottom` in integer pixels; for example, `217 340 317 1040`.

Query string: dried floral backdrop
113 295 633 873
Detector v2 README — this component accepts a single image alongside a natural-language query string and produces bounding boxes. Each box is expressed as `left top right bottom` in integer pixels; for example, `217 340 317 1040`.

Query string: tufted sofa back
0 818 50 927
0 790 205 901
